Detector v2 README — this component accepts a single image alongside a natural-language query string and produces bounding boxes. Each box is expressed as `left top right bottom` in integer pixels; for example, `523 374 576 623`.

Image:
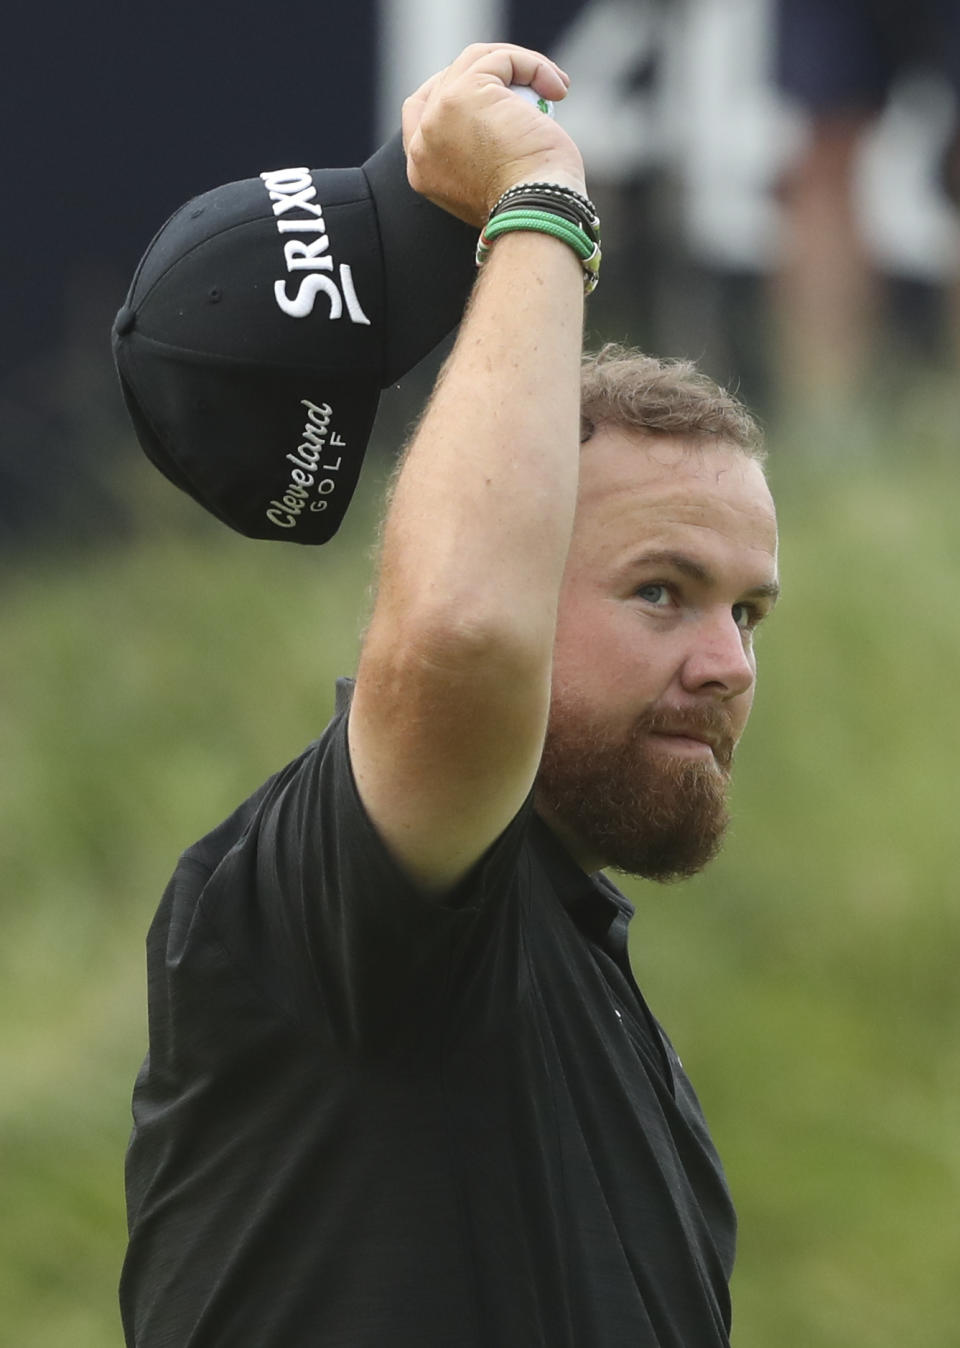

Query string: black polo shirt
121 679 736 1347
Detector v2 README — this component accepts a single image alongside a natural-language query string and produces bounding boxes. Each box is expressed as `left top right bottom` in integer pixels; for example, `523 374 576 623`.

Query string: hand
401 43 587 227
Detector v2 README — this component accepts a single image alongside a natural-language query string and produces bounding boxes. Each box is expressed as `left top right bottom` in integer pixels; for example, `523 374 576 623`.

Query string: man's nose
679 612 755 699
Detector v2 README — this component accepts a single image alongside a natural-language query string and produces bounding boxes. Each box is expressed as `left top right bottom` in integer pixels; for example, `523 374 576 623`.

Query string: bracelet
492 184 600 250
482 210 596 260
493 181 598 223
489 192 598 242
476 199 602 294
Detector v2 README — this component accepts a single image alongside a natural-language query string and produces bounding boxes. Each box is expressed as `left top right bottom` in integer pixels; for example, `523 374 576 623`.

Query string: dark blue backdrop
0 0 587 544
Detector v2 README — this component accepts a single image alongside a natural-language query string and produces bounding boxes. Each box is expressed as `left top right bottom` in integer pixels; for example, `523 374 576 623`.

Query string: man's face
536 427 779 881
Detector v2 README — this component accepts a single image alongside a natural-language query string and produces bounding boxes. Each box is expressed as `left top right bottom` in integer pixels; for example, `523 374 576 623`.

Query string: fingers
400 41 584 227
402 42 568 159
446 41 569 102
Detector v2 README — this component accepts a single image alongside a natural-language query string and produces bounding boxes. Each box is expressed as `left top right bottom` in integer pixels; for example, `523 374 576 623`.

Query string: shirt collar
335 676 356 716
529 811 633 943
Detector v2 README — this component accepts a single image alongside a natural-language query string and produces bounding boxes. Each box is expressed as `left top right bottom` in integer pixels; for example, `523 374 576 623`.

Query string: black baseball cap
111 132 477 543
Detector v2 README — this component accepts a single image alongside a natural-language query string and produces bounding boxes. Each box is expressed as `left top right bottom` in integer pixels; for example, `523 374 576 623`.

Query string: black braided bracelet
478 180 603 294
489 191 597 242
494 181 598 220
490 185 600 255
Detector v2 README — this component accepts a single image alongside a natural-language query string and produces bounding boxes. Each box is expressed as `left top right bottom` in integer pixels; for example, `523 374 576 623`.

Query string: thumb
401 69 446 152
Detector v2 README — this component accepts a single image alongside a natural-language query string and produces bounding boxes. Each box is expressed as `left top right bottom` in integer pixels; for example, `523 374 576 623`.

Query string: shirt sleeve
193 699 536 1054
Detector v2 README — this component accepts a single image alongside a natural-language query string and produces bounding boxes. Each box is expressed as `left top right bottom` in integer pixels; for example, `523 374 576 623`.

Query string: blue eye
637 583 671 606
732 603 757 630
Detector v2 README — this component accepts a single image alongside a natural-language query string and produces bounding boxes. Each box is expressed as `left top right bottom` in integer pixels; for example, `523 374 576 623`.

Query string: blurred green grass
2 437 958 1346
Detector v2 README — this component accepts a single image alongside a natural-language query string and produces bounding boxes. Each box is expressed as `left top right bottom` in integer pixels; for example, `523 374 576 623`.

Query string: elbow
361 595 554 691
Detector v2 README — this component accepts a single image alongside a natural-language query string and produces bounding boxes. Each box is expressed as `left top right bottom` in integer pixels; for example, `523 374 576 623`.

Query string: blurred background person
770 0 960 423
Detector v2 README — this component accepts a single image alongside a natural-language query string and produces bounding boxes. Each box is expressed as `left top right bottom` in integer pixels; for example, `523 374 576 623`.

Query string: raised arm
348 43 587 893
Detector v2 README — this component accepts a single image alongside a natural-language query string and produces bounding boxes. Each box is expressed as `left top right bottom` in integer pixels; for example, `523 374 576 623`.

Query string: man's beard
535 695 737 882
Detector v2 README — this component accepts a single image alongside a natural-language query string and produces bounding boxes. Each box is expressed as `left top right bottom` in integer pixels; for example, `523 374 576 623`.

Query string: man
121 43 779 1348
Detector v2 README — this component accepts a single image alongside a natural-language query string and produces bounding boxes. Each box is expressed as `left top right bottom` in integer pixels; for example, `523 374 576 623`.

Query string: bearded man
121 42 779 1348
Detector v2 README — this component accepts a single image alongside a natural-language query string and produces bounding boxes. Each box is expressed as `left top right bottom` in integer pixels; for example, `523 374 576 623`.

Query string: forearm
348 43 587 889
373 229 585 657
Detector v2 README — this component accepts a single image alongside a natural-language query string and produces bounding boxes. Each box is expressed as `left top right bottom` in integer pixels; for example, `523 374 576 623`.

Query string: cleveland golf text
266 400 346 530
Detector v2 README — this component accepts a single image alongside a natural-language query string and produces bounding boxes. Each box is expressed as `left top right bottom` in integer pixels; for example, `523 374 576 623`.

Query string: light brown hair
579 343 765 462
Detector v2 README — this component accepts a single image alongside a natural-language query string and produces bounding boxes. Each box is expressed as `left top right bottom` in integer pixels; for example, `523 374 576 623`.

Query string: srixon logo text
266 400 346 530
259 167 372 323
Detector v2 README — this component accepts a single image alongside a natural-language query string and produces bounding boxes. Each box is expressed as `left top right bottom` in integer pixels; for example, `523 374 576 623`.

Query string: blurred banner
3 0 957 549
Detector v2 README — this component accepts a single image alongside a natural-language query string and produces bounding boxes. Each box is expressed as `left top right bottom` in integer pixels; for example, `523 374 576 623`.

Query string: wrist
491 168 587 211
504 169 587 200
477 182 602 294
